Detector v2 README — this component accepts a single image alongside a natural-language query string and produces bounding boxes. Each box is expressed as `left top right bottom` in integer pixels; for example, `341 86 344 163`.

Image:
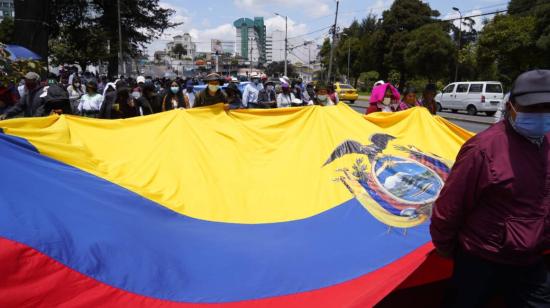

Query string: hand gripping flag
0 104 472 307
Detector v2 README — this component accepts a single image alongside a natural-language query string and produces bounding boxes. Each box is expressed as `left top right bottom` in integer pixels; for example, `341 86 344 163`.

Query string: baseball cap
25 72 40 81
136 76 146 84
511 69 550 106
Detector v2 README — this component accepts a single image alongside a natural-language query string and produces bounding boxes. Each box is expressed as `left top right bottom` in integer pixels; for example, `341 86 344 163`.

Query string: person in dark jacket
100 87 138 119
136 83 158 115
421 83 438 115
225 82 243 109
99 80 125 119
160 80 189 111
431 70 550 307
194 73 227 108
0 85 18 115
43 84 72 115
258 80 277 108
1 72 45 119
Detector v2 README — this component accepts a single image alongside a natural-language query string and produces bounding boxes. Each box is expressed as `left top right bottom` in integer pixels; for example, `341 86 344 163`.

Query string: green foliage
477 14 539 86
265 61 297 78
172 43 187 59
0 17 14 44
387 70 401 85
358 71 380 92
0 44 46 85
49 0 180 77
403 23 455 81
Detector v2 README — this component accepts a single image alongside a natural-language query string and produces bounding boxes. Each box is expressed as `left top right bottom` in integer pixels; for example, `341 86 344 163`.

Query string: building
166 33 196 59
267 30 285 63
233 17 266 65
0 0 14 21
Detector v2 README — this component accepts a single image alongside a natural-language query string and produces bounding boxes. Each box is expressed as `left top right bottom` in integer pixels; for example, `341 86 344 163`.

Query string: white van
436 81 504 116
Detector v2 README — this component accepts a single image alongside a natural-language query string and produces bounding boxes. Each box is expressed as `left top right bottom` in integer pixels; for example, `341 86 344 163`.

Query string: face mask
512 112 550 138
382 97 391 106
132 91 141 99
170 87 179 94
318 95 328 102
208 85 219 92
267 85 274 91
74 83 81 88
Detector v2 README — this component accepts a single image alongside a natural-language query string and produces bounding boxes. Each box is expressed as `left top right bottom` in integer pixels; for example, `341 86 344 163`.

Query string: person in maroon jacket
431 70 550 307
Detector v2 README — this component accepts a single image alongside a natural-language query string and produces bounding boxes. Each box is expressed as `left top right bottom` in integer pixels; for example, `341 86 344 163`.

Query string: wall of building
0 0 14 21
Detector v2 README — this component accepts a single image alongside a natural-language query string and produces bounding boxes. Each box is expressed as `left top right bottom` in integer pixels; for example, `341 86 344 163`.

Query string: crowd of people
0 68 444 120
0 70 348 120
365 80 438 115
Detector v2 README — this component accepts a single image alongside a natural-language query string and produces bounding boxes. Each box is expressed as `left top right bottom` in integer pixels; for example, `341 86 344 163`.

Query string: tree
49 0 179 77
265 61 296 78
172 43 187 59
508 0 550 66
0 17 14 44
318 38 331 72
477 14 539 85
380 0 440 85
403 24 455 81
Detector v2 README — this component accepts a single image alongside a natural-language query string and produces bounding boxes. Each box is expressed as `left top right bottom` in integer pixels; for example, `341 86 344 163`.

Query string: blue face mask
170 87 179 94
513 112 550 138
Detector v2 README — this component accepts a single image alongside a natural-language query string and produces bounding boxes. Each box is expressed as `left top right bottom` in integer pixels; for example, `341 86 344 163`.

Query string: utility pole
347 40 351 83
284 15 288 77
117 0 126 77
453 7 462 82
249 38 254 74
327 0 339 83
275 13 288 77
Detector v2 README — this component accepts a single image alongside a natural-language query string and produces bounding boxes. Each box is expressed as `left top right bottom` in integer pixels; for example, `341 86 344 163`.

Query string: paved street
349 100 493 133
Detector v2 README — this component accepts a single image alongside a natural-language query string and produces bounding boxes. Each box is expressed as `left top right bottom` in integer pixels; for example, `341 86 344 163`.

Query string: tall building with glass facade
233 17 266 65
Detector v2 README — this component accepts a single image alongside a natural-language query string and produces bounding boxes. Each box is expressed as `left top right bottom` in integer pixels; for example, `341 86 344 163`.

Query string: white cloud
233 0 332 18
367 0 394 16
265 16 308 36
191 23 236 52
444 9 486 32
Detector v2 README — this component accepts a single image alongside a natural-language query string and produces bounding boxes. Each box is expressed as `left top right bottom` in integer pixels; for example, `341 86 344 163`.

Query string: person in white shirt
67 76 86 113
277 83 297 108
242 72 262 108
77 80 104 117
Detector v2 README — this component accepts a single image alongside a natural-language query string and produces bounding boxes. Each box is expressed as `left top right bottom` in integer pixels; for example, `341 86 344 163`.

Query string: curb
438 113 496 125
349 104 496 125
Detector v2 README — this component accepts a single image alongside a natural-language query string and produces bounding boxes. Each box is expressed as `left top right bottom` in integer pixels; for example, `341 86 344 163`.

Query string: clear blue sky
150 0 509 53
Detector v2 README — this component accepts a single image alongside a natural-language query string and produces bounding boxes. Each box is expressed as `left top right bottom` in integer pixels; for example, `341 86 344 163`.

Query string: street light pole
284 15 288 77
275 13 288 77
117 0 126 77
453 7 462 82
327 0 339 83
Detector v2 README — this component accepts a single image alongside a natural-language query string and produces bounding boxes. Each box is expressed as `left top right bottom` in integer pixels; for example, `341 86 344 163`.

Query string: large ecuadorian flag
0 104 472 307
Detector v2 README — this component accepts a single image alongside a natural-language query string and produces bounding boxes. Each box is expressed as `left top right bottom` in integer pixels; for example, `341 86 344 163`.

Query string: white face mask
318 95 328 102
208 85 219 92
74 83 81 88
382 97 391 105
132 91 141 99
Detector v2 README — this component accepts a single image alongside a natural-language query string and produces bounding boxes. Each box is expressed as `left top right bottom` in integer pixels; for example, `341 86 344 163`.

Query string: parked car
334 83 359 104
435 81 504 116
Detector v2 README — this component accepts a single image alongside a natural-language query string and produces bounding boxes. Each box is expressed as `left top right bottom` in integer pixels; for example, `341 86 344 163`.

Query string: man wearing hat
242 72 262 109
431 70 550 307
1 72 46 119
194 73 227 108
257 80 277 108
421 83 438 115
